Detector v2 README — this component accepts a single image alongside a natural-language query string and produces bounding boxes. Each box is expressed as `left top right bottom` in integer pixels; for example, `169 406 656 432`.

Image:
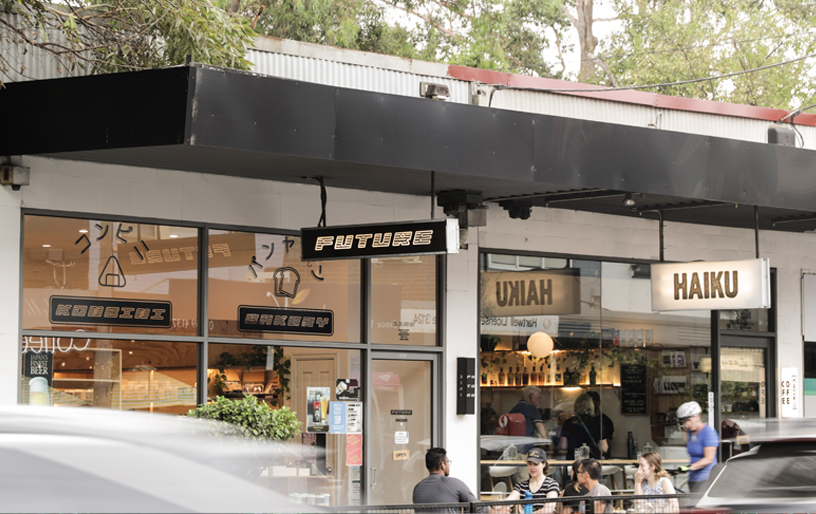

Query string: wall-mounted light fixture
419 82 449 101
623 192 636 207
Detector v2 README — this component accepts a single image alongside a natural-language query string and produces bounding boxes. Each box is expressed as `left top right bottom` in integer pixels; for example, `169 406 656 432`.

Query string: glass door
720 337 771 458
368 353 437 505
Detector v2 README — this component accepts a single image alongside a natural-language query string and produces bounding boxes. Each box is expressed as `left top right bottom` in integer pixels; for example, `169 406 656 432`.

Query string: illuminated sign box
301 218 458 261
651 258 771 311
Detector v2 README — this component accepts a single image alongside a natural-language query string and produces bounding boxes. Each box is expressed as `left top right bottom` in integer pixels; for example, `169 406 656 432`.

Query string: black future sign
301 219 459 261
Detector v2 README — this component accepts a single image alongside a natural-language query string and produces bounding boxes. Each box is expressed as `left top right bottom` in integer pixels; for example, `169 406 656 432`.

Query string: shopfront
478 245 777 494
6 58 816 504
19 211 447 506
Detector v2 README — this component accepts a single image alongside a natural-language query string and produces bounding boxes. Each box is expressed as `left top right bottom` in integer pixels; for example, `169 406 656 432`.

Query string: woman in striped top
505 448 560 513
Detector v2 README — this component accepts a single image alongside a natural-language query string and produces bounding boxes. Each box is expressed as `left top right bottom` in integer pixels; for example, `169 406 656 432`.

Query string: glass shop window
370 256 437 346
207 230 361 343
21 337 197 414
208 344 363 507
23 215 199 336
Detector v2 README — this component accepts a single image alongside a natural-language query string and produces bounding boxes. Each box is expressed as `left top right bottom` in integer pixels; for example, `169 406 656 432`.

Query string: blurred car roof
0 406 316 513
696 434 816 513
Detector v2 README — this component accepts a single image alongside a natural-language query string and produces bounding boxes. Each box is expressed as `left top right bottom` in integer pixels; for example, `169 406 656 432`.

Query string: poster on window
306 387 330 433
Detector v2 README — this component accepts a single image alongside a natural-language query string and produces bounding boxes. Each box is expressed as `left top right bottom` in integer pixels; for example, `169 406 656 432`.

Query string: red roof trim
447 65 816 127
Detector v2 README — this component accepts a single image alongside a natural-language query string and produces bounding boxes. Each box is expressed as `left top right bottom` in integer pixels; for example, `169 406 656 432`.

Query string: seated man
577 459 612 514
413 447 477 512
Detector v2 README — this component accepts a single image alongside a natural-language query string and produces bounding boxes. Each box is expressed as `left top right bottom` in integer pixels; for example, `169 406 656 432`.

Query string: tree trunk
576 0 597 82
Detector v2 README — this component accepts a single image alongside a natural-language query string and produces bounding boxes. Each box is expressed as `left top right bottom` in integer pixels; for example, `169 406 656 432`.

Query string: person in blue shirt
510 386 547 438
677 401 719 493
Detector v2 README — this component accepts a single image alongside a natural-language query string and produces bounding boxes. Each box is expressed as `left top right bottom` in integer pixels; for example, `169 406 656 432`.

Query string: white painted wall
0 182 22 405
6 154 814 496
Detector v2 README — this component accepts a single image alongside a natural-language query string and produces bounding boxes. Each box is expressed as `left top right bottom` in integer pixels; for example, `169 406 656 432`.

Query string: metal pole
659 211 664 262
431 171 435 219
755 206 760 258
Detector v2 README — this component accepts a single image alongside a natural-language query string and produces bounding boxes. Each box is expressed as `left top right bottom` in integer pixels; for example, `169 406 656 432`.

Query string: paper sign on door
395 431 409 444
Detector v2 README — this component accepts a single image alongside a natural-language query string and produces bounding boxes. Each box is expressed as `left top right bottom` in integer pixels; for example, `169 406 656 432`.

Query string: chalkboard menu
621 364 648 415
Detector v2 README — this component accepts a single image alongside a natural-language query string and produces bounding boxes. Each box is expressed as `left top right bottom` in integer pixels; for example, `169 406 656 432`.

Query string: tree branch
586 51 618 86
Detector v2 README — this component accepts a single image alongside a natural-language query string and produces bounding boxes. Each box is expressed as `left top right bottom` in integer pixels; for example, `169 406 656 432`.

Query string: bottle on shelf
509 367 516 387
522 366 529 386
589 363 597 386
499 367 506 387
515 366 521 387
540 364 546 385
531 365 538 386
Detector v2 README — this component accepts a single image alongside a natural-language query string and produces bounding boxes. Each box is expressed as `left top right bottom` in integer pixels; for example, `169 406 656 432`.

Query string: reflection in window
371 256 437 346
208 344 362 506
207 230 360 343
21 337 197 414
22 215 199 336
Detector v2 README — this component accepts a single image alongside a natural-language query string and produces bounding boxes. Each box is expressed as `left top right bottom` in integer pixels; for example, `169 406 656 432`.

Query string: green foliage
599 0 816 109
211 346 292 403
2 0 254 82
244 0 419 59
188 395 302 441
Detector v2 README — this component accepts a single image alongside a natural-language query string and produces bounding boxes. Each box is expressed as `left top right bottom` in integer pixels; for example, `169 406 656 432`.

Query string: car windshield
707 442 816 498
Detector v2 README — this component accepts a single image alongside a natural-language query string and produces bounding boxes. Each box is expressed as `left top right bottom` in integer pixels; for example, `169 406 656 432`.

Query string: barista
510 385 548 438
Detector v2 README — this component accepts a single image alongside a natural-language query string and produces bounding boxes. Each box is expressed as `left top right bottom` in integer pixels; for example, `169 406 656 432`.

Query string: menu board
621 364 648 415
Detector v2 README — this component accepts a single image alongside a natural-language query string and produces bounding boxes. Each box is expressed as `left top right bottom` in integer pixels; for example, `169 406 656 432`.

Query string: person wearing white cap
677 401 719 493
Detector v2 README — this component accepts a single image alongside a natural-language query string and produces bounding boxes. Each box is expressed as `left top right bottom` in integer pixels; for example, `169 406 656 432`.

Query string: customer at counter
560 394 607 460
677 401 718 493
510 385 547 438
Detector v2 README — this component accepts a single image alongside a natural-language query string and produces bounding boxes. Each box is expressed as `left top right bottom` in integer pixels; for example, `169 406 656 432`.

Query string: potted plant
188 395 301 441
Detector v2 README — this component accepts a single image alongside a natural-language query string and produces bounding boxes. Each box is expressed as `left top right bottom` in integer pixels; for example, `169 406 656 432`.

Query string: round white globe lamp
527 331 554 358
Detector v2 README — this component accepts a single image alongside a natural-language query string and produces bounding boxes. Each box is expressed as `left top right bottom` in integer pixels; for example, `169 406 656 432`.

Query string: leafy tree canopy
1 0 255 80
598 0 816 109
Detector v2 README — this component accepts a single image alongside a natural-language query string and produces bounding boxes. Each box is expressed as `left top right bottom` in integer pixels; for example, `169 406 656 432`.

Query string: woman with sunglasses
504 448 559 513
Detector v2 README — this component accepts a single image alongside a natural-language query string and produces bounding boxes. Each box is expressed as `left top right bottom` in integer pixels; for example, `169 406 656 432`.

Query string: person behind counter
559 394 607 460
504 448 559 514
587 391 613 459
510 385 547 438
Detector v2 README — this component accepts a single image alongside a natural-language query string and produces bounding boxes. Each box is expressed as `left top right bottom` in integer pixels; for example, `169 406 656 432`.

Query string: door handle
371 467 377 486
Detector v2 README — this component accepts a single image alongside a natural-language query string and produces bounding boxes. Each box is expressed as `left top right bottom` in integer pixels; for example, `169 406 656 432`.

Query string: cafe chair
489 445 520 490
601 465 623 491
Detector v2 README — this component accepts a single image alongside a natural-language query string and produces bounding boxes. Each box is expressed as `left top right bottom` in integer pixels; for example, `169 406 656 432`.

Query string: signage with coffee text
481 270 581 317
301 219 458 261
651 259 771 311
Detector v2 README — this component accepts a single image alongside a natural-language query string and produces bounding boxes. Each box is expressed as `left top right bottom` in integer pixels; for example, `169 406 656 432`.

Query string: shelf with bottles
481 383 620 389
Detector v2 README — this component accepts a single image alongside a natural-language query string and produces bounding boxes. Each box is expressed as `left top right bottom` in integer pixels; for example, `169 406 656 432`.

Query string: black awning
4 64 816 232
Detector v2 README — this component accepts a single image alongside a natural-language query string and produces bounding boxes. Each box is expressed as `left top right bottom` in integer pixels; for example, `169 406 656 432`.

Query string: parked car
696 428 816 513
0 406 316 513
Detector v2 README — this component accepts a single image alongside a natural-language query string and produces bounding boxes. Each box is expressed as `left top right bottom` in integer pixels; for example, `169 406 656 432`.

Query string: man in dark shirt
509 385 547 438
587 391 614 459
413 447 477 510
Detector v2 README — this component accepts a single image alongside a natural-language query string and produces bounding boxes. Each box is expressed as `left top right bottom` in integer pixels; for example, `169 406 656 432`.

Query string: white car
0 406 316 513
696 420 816 513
